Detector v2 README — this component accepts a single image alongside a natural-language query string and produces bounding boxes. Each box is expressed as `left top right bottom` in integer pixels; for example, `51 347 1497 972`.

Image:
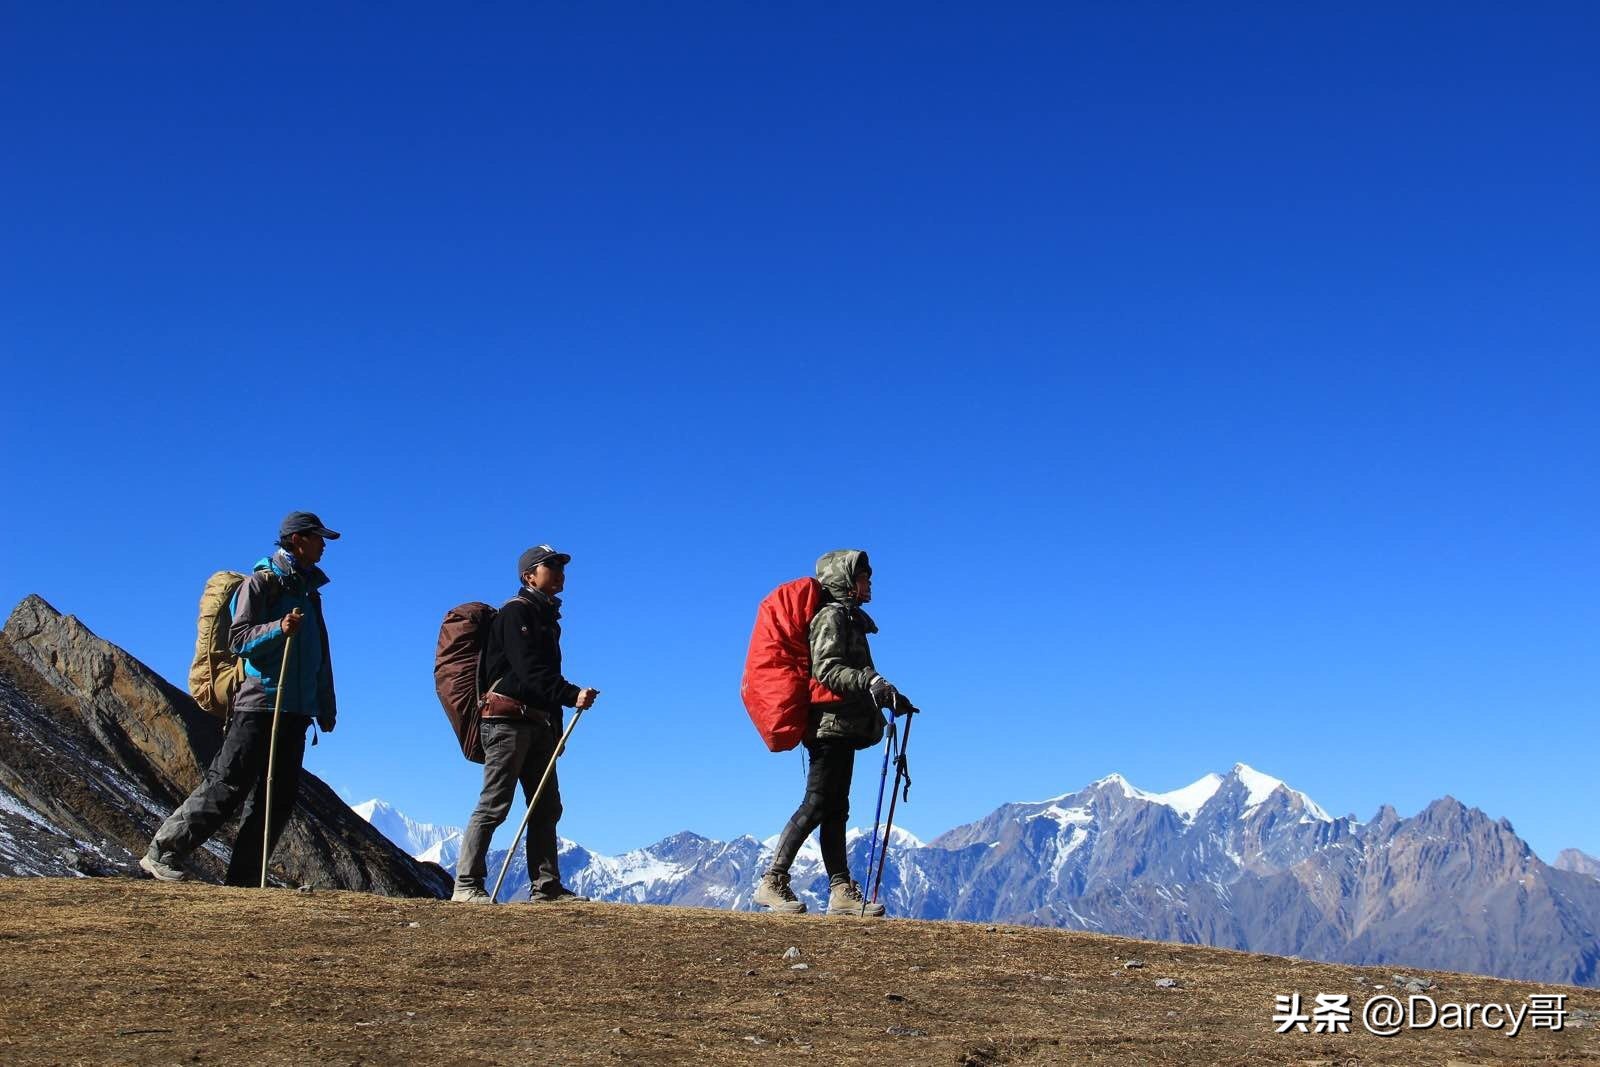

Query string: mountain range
360 761 1600 987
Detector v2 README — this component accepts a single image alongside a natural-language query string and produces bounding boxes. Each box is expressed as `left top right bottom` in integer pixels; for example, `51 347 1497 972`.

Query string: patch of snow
846 825 924 849
0 789 56 831
1146 773 1224 821
1037 804 1094 827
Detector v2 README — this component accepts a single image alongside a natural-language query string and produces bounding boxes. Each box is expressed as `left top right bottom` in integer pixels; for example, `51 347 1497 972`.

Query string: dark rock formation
1 595 447 897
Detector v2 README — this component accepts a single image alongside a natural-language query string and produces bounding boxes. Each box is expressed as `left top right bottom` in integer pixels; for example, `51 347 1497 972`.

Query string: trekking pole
490 707 586 903
869 706 914 907
260 632 295 890
860 714 897 913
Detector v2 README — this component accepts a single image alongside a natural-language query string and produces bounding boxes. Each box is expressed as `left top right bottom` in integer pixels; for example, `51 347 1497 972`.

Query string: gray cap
279 511 341 541
518 544 571 578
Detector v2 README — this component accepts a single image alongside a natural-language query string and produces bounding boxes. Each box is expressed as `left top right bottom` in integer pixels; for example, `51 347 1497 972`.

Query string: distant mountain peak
1143 772 1225 821
350 799 461 856
1555 849 1600 879
1069 765 1331 825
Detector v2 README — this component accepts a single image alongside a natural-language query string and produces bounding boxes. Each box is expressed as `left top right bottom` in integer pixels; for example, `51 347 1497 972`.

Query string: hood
815 549 869 603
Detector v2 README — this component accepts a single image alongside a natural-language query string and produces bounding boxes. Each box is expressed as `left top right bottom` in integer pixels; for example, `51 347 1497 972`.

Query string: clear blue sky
3 4 1595 861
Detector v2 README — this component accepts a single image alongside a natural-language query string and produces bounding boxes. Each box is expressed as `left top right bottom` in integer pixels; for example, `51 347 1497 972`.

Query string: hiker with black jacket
452 545 599 903
754 549 913 917
140 511 339 885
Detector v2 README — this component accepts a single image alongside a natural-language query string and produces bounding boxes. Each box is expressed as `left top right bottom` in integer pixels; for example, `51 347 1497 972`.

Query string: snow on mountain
1231 762 1332 822
351 799 462 858
1145 772 1223 821
1047 764 1330 825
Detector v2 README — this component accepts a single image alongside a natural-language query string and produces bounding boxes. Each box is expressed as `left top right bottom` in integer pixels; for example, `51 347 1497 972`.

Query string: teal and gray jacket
809 549 886 749
228 549 336 725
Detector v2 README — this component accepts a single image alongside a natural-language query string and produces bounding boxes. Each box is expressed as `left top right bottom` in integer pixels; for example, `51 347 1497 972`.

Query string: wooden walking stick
491 708 587 903
260 631 295 889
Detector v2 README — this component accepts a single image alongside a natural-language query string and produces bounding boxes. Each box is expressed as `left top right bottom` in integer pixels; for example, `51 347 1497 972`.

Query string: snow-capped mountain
356 763 1600 987
350 799 461 868
353 802 921 912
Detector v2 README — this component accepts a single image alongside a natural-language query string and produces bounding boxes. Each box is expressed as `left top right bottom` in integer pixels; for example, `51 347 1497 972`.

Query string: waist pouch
480 692 531 720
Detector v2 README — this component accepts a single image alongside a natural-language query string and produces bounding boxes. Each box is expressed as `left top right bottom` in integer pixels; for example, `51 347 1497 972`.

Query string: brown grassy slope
0 879 1596 1066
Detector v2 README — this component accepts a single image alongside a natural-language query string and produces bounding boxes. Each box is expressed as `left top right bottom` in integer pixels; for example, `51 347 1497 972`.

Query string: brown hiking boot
827 878 885 917
753 870 807 914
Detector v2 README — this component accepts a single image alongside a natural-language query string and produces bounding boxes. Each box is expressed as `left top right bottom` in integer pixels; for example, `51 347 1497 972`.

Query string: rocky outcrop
1557 848 1600 880
0 595 447 897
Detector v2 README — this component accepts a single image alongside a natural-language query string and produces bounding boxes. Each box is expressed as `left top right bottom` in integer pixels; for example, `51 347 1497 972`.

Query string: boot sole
754 898 808 914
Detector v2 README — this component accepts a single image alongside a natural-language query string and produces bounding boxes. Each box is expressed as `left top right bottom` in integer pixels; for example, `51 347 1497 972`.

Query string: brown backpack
188 570 248 717
434 602 495 763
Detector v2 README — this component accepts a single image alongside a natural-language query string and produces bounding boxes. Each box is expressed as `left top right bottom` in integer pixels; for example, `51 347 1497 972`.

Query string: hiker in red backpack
141 511 340 885
754 549 914 917
451 545 600 903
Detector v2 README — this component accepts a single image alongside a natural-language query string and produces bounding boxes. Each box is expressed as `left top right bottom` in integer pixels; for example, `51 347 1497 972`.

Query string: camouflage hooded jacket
809 549 886 748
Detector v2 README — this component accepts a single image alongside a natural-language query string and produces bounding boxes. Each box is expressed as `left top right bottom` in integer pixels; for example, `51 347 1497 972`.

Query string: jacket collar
818 585 877 634
264 548 330 590
517 586 562 616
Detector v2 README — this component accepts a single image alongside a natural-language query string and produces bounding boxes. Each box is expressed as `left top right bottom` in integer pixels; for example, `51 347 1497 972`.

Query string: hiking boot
754 870 807 914
450 886 493 903
827 878 885 917
528 886 589 903
139 848 189 882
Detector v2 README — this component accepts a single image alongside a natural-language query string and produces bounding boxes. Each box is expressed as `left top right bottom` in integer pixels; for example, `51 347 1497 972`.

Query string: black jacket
486 588 580 717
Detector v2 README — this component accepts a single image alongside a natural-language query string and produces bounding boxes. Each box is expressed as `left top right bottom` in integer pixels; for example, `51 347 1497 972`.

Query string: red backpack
740 577 839 751
434 602 494 763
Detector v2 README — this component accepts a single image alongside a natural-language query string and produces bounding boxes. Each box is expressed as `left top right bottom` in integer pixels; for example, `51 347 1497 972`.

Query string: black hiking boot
754 870 807 914
528 885 589 903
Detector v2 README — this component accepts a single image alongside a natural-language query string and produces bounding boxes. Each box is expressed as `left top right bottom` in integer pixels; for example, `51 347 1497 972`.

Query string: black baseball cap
279 511 341 541
518 544 571 577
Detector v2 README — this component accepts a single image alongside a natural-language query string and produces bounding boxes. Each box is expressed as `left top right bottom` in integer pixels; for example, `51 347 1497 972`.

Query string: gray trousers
150 712 309 886
456 717 564 898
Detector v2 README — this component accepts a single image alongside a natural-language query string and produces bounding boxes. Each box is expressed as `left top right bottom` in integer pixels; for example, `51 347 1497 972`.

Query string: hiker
140 512 340 885
452 545 600 903
755 549 913 917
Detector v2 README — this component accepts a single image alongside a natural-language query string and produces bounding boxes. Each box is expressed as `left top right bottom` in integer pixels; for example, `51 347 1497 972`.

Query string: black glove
892 692 919 715
317 711 336 734
868 674 898 710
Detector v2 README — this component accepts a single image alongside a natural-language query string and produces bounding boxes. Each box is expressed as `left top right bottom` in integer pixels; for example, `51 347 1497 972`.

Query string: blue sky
3 4 1596 861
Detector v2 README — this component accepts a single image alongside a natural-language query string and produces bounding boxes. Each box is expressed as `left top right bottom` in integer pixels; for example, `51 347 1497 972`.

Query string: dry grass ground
1 879 1597 1065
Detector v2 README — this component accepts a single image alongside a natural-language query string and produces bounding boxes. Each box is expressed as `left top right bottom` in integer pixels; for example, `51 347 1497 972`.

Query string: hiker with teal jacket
141 512 339 886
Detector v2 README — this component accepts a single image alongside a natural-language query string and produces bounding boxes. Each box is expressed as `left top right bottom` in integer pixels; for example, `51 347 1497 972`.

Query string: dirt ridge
3 879 1598 1065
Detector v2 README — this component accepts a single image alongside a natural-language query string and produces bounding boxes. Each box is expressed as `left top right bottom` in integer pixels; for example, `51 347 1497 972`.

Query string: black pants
150 712 308 886
456 717 565 898
769 739 856 880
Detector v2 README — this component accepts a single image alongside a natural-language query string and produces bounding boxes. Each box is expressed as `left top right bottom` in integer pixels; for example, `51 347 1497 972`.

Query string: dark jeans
769 738 856 880
456 717 565 898
150 712 309 886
